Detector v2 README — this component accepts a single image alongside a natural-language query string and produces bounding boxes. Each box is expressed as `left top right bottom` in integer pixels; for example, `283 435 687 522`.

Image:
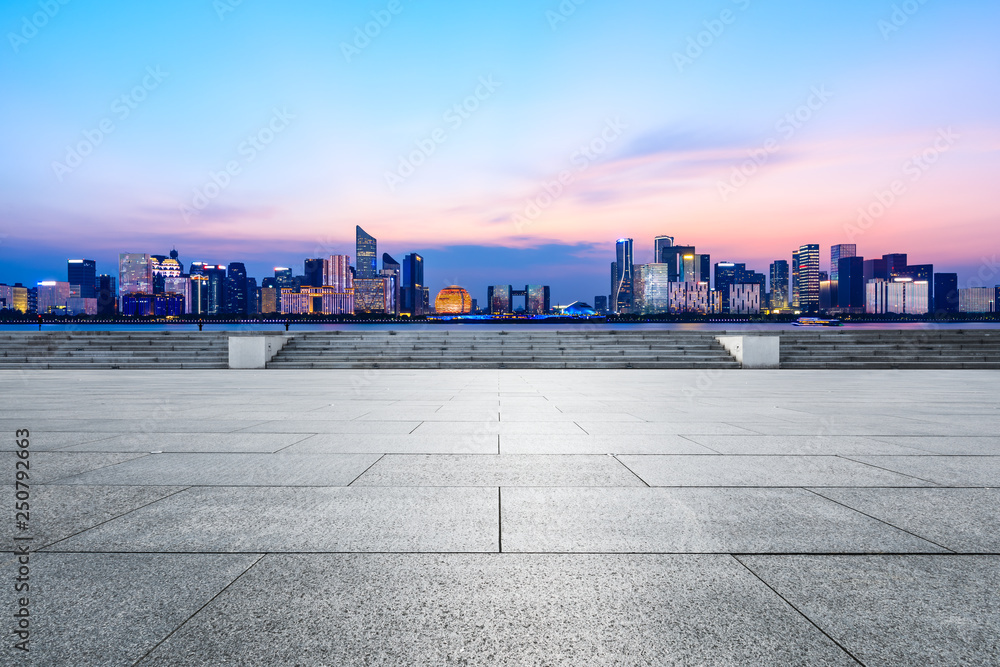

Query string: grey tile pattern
742 556 1000 666
140 554 855 666
2 367 999 664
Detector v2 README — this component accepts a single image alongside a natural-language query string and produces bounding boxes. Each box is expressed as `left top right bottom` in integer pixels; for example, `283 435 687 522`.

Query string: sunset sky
2 0 998 305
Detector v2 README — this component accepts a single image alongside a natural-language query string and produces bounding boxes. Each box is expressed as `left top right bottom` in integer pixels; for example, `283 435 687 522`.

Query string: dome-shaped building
435 286 473 314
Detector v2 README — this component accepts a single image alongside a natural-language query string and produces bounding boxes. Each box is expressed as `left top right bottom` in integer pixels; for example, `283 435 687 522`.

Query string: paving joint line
803 488 958 554
132 552 268 665
347 454 386 486
732 555 866 666
37 485 194 551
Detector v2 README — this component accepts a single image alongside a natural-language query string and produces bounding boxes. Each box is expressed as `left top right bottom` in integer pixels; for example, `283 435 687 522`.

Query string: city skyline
2 1 998 304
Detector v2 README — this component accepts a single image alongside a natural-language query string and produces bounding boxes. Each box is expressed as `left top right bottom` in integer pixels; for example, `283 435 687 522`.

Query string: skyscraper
226 262 248 315
204 265 227 315
934 273 959 314
769 260 790 310
303 259 325 288
323 256 353 292
837 256 866 310
383 253 401 317
488 285 513 315
402 253 424 315
653 235 674 263
714 262 741 313
526 285 550 315
660 245 696 283
830 244 857 283
118 253 153 296
883 253 908 279
95 274 117 315
795 244 820 312
67 259 96 298
356 226 377 279
612 238 634 313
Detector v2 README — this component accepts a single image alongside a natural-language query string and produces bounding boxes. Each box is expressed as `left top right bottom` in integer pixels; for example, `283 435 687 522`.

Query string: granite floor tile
618 455 933 487
2 553 259 667
47 487 498 553
0 451 149 483
353 454 645 487
500 434 716 455
846 456 1000 486
59 432 313 453
741 555 1000 666
138 554 855 666
52 453 380 486
811 488 1000 552
501 488 944 553
682 434 927 456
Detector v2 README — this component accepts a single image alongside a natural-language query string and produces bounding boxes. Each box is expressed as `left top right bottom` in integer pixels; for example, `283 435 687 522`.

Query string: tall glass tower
653 235 674 263
830 244 856 283
769 260 790 310
613 238 634 313
356 226 377 279
796 244 821 312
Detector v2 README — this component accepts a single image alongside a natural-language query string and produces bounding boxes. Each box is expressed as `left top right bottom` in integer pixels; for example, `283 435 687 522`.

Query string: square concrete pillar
716 335 780 369
229 336 290 369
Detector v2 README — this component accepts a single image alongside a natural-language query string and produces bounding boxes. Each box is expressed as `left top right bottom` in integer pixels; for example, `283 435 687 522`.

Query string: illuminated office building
612 238 634 313
794 244 820 311
526 285 550 315
36 281 71 314
67 259 96 298
769 260 790 310
356 226 378 279
867 279 929 314
382 253 401 316
260 287 278 314
488 285 513 315
0 284 29 313
635 264 671 315
120 292 184 317
668 281 710 314
830 244 856 283
729 284 761 315
402 253 425 315
654 235 674 262
959 287 996 313
119 253 153 296
323 255 353 292
163 276 192 314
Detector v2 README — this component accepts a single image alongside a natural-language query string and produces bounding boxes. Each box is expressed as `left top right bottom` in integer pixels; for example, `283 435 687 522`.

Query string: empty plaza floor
2 368 999 665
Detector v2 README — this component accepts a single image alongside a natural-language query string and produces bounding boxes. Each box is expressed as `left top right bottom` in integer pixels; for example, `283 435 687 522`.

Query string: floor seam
804 488 958 554
132 552 268 665
732 555 866 666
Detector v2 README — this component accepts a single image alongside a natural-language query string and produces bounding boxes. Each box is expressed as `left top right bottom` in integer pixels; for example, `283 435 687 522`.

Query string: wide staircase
780 329 1000 369
267 330 741 369
0 331 230 369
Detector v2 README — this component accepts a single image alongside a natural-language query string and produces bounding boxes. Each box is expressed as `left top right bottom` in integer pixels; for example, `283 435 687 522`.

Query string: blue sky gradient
2 0 998 304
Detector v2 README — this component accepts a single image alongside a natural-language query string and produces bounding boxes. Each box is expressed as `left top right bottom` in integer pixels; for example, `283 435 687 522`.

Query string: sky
1 0 998 305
